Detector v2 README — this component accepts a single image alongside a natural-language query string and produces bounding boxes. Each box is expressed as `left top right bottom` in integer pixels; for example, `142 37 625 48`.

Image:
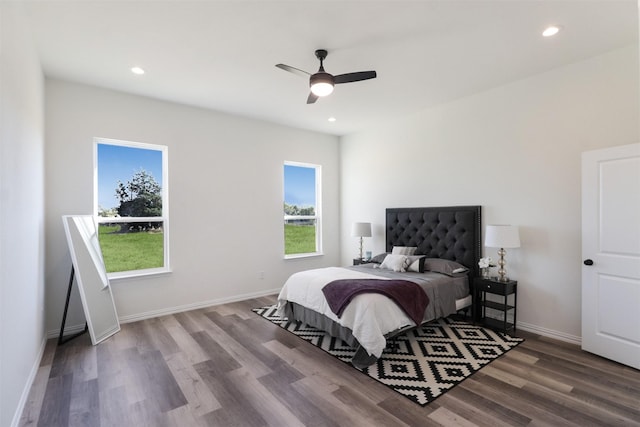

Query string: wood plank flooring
20 295 640 426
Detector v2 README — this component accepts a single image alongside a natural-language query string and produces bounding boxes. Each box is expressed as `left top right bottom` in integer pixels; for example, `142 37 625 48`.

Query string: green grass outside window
285 224 316 255
98 224 164 273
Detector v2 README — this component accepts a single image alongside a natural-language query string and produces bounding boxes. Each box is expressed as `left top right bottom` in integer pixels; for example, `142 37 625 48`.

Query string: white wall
0 3 46 427
340 45 639 342
45 79 340 331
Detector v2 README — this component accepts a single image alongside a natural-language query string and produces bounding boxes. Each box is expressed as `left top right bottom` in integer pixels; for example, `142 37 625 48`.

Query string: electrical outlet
258 271 264 280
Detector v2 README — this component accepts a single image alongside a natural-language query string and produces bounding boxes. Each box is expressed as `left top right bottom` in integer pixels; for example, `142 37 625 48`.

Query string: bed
276 206 481 368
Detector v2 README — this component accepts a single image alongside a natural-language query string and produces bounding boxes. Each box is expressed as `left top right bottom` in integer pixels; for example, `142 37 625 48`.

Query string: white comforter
276 267 418 358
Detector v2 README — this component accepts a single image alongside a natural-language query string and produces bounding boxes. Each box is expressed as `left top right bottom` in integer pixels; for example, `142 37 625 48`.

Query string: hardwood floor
20 295 640 426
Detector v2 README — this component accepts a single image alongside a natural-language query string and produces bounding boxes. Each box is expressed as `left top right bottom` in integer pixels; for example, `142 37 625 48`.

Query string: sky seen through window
97 144 163 210
284 164 316 208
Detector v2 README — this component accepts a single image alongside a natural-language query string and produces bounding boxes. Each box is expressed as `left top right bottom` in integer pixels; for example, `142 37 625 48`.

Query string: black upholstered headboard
385 206 481 278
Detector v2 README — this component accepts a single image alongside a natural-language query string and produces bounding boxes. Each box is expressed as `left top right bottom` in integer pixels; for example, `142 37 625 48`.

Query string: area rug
252 305 523 405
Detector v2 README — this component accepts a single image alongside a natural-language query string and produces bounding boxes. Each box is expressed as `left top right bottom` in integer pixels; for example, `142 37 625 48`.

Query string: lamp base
497 248 509 282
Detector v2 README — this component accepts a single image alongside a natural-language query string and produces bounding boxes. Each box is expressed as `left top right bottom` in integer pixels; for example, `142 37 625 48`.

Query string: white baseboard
48 290 583 348
46 322 88 339
45 288 281 336
48 291 583 349
118 287 281 324
517 321 582 345
12 336 47 427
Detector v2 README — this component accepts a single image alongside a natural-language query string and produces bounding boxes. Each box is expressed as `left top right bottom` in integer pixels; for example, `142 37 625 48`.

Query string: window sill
284 252 324 260
108 267 172 282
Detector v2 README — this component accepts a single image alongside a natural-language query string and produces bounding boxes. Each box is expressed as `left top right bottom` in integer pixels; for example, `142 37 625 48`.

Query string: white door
582 143 640 369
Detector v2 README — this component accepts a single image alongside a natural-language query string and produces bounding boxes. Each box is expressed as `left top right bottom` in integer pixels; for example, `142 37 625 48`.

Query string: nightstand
473 277 517 334
353 258 371 266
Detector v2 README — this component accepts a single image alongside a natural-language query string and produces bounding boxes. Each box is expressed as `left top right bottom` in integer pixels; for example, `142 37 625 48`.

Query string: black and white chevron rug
253 305 523 406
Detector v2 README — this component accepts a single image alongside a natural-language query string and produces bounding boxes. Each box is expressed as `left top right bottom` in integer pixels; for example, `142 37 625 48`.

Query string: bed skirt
283 301 431 368
284 302 379 368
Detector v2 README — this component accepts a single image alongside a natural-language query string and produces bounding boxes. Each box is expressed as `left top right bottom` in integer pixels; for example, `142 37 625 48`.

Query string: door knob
583 259 594 266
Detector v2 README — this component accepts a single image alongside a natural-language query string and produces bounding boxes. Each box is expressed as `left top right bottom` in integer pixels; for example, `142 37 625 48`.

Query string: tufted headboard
385 206 481 278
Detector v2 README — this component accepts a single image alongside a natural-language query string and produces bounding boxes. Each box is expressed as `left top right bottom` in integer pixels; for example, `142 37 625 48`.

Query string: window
284 161 322 258
94 138 169 277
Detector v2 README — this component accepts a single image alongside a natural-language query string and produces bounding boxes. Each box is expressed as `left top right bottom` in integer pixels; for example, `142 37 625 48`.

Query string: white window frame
284 161 322 259
93 137 170 279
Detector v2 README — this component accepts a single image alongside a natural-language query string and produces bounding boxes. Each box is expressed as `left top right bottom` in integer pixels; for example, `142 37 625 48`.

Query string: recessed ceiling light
328 117 336 122
542 26 561 37
131 66 145 75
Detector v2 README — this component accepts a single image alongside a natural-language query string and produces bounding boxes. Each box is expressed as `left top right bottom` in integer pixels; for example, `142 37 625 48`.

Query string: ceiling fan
276 49 377 104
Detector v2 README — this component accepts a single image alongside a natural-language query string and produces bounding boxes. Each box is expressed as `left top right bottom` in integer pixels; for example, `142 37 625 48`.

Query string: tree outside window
95 138 169 276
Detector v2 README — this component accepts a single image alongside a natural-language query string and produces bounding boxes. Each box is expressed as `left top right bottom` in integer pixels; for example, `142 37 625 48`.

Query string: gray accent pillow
370 252 390 264
423 258 469 276
391 246 417 256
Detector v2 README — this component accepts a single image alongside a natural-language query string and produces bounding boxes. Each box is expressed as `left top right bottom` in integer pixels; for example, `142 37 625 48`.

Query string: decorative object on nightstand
351 222 372 260
473 277 518 334
478 257 496 279
485 225 520 282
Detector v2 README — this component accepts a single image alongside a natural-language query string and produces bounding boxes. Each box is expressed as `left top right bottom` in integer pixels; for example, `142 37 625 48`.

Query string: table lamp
351 222 372 260
485 225 520 282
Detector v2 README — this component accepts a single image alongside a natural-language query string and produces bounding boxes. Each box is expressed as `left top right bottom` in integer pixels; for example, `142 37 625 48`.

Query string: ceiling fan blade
276 64 310 77
307 92 319 104
334 71 377 84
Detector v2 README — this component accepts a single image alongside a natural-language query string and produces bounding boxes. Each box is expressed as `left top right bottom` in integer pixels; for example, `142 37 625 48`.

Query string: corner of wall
1 2 47 426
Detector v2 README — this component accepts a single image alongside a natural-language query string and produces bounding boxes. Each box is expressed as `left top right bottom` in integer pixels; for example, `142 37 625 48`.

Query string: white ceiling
23 1 638 136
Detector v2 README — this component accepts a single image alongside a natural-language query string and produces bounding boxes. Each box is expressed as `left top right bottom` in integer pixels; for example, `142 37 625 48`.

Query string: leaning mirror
62 215 120 344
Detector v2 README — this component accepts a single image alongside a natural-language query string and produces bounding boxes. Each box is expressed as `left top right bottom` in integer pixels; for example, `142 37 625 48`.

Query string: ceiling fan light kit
276 49 376 104
310 73 334 97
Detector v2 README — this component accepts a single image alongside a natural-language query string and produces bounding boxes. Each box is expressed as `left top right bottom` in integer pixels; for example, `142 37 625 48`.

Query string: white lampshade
485 225 520 248
351 222 372 237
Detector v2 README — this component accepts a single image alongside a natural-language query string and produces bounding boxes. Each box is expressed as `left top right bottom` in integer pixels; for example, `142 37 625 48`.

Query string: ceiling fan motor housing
310 72 334 87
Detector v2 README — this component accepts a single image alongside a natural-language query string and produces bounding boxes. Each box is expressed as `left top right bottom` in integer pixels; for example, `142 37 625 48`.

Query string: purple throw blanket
322 279 429 326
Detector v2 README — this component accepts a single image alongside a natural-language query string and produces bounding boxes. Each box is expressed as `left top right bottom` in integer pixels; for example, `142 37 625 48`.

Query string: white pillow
379 254 410 272
391 246 417 256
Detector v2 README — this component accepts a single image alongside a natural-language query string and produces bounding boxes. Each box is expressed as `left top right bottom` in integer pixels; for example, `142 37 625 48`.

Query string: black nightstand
473 277 517 334
353 258 371 265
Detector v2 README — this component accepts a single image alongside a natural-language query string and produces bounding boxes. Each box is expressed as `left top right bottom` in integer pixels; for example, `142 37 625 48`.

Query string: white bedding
276 266 465 358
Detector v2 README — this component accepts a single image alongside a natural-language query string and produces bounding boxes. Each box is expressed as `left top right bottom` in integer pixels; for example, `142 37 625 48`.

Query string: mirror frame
62 215 120 344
